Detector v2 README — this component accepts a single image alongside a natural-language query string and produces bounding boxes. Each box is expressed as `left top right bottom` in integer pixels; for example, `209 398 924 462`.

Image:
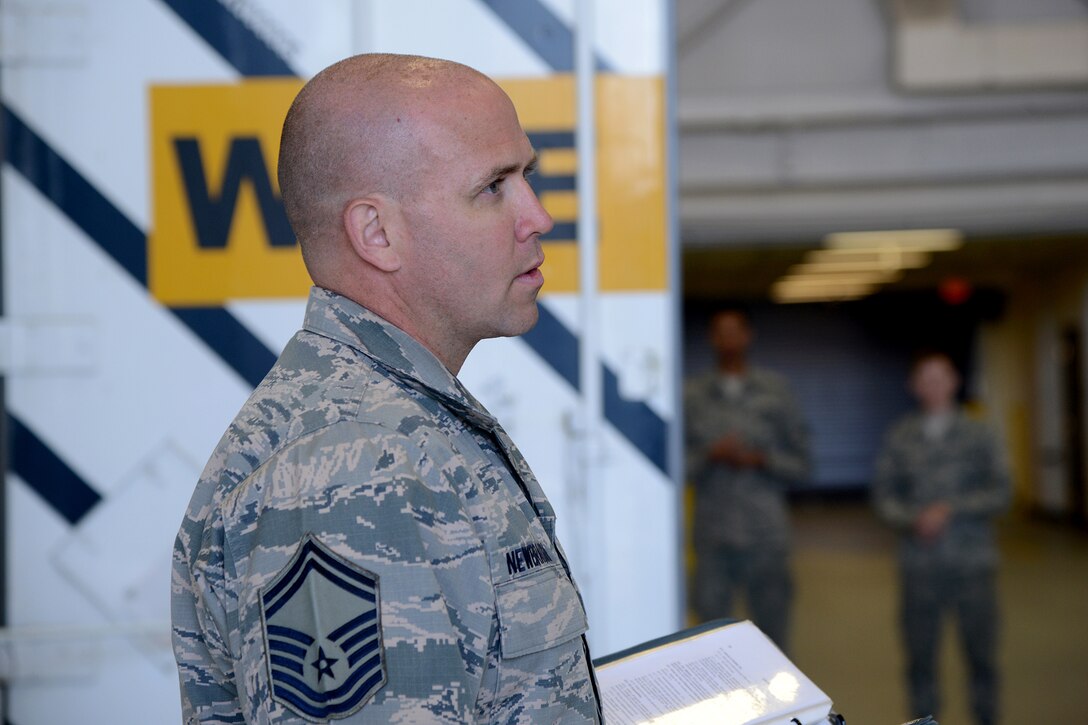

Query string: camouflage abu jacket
684 368 811 549
172 287 600 724
873 409 1011 570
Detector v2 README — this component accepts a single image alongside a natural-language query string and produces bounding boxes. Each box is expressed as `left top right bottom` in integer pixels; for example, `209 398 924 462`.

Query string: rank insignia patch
260 534 386 720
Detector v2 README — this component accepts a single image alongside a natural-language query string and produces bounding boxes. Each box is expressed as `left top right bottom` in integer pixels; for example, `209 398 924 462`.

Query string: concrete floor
784 501 1088 725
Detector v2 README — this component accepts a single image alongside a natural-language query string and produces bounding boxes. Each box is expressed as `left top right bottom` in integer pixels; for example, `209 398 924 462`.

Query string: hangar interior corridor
677 0 1088 722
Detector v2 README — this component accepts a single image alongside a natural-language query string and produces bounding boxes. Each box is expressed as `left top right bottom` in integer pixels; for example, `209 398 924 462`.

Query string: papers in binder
594 619 834 725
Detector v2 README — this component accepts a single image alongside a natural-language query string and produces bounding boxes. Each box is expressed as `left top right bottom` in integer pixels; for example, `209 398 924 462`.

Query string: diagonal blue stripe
170 307 277 390
479 0 612 72
604 367 667 473
532 175 576 194
521 305 579 390
542 222 576 241
2 105 147 285
527 131 575 150
521 305 669 474
8 415 101 524
1 108 278 527
159 0 296 77
1 104 277 391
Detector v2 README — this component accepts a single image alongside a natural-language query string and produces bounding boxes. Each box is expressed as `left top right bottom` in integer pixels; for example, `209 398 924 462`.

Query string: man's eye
485 179 503 194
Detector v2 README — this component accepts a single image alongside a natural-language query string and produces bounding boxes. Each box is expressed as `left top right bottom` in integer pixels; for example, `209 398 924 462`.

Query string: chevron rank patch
260 534 386 720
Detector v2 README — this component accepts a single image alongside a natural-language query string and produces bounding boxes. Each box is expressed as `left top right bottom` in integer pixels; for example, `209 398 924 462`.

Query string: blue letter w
174 137 294 249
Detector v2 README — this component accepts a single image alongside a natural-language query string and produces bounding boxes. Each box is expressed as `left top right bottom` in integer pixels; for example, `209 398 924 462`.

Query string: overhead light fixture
769 228 963 304
786 262 908 281
803 248 931 271
771 281 876 303
824 228 963 252
773 278 878 291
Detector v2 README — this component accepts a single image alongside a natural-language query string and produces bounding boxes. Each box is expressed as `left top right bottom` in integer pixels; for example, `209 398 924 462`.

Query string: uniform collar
301 287 497 430
909 407 964 432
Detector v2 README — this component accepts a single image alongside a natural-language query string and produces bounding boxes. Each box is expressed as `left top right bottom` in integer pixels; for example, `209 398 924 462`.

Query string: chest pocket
495 564 589 659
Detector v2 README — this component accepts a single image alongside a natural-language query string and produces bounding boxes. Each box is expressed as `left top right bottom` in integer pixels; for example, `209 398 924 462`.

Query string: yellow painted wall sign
150 80 305 305
506 75 668 294
150 76 666 306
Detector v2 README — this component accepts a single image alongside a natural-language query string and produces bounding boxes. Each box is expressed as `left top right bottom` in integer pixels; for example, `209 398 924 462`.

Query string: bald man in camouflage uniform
873 352 1010 725
172 54 601 723
685 309 810 650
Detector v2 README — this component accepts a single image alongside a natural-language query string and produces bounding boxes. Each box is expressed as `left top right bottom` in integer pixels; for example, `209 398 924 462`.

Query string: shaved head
276 53 549 372
277 53 496 280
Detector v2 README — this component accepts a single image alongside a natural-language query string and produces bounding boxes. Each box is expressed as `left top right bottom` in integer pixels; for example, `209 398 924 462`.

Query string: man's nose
518 181 554 241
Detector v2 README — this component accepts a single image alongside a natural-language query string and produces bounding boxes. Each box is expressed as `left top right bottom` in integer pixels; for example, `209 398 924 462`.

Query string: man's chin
513 304 540 337
494 303 541 339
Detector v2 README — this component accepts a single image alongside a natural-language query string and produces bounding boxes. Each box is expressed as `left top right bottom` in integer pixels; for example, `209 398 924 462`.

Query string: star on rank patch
260 534 386 720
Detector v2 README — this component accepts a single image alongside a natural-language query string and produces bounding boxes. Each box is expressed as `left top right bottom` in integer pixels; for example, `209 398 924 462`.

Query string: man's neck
316 283 469 375
717 358 747 376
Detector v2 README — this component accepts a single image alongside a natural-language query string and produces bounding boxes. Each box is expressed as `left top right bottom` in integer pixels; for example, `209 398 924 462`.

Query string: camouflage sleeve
683 382 714 480
231 422 498 723
871 427 917 529
173 502 246 724
763 383 810 485
950 424 1012 518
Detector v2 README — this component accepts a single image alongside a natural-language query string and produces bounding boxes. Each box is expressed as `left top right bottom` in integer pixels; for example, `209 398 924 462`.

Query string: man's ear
344 197 402 272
